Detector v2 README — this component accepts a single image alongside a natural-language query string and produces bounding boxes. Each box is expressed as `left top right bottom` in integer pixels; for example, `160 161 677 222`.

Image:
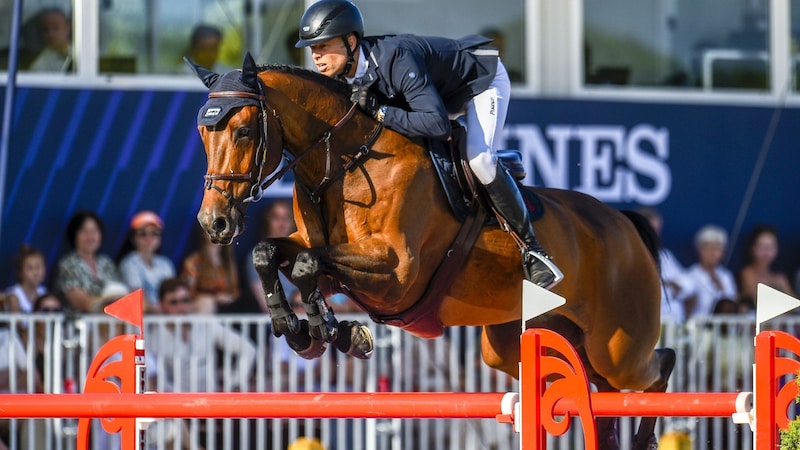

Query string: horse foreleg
292 250 374 359
632 348 676 450
292 250 340 341
253 241 326 359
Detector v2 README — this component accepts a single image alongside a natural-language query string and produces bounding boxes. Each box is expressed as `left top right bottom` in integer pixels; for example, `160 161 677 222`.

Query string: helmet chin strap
337 34 357 80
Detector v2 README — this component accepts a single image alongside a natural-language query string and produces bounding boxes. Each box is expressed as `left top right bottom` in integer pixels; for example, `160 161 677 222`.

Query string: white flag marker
522 280 567 332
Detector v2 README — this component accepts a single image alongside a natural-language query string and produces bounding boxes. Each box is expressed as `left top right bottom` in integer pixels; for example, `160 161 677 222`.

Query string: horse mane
257 64 353 100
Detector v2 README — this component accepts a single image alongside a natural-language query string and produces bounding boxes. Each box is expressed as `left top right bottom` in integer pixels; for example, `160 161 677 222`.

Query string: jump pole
0 392 510 419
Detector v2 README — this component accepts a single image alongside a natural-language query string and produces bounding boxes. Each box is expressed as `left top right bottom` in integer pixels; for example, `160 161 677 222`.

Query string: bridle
202 76 383 212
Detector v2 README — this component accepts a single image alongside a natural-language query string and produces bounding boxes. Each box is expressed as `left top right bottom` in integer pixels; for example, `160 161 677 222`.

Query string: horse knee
253 240 279 277
292 250 321 287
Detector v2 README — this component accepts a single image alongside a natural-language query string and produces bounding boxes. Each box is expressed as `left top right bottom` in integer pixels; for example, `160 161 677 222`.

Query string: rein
202 79 377 212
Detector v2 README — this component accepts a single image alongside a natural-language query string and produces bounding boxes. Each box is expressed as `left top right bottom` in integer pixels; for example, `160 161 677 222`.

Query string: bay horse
189 54 673 449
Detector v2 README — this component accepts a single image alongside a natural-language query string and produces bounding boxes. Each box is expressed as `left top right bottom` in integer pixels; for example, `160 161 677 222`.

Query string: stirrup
523 251 564 289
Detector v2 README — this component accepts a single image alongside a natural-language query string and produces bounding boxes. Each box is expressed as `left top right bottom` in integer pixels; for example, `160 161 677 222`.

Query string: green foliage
780 376 800 450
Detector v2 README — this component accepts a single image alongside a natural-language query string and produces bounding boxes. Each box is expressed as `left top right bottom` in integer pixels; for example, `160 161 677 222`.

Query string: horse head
190 52 378 245
188 53 285 244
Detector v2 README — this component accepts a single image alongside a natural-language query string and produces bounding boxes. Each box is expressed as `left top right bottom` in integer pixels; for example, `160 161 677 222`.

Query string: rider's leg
465 61 563 289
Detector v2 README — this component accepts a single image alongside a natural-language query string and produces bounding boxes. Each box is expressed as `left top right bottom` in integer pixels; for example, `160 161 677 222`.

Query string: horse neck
262 72 376 182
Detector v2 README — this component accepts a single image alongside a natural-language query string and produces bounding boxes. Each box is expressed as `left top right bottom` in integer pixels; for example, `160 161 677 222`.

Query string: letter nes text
503 123 671 205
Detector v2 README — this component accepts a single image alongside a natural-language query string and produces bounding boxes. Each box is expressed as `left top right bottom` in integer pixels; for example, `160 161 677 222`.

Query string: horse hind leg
632 348 677 450
592 378 622 450
253 241 326 359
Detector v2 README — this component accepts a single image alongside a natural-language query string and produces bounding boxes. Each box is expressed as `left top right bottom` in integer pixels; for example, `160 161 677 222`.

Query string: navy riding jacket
358 34 499 140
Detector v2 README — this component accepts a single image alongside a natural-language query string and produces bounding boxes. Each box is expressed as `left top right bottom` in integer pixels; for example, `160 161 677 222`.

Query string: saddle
374 122 544 337
428 121 543 224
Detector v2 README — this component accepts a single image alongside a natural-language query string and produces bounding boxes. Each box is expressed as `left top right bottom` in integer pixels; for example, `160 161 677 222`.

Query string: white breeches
463 59 511 185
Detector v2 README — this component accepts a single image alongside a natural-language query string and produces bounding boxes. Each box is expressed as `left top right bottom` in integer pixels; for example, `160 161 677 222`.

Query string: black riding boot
484 164 563 289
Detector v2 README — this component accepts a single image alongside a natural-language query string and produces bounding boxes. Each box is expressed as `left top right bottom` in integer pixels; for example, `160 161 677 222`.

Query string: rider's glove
351 86 385 122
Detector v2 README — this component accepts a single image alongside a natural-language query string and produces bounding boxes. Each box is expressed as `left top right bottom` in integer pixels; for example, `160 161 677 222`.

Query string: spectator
738 224 795 309
181 228 240 314
5 245 47 314
117 211 176 312
31 293 64 378
54 210 128 313
684 225 738 319
181 24 229 73
246 199 298 313
636 207 695 325
148 277 256 392
29 7 72 72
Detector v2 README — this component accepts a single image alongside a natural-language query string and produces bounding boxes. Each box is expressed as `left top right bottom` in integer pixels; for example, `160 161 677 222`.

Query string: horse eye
237 127 251 139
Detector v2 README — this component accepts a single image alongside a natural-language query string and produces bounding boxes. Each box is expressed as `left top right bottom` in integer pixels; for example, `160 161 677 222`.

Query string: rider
295 0 563 289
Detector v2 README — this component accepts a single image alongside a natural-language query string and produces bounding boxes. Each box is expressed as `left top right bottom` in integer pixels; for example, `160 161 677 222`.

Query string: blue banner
1 87 797 289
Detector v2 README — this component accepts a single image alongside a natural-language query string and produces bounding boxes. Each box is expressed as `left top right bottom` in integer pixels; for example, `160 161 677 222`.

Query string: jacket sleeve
381 48 451 140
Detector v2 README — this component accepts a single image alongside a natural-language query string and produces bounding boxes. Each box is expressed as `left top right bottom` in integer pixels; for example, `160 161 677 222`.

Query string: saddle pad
427 141 544 224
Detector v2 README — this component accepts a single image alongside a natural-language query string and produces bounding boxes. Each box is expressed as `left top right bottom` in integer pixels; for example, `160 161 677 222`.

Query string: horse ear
240 52 259 90
183 56 220 88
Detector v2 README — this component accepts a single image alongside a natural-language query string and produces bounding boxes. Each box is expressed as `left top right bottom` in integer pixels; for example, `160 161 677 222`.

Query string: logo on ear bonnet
204 107 222 118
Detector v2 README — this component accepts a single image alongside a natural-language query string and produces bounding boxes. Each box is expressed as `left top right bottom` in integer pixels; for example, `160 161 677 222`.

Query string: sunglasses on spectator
38 307 63 313
167 296 192 306
135 229 162 237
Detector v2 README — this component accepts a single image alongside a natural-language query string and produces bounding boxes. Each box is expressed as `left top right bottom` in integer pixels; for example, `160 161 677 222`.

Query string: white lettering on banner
503 123 672 205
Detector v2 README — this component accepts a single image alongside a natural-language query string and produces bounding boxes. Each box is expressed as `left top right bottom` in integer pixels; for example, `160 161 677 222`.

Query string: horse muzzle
196 208 244 245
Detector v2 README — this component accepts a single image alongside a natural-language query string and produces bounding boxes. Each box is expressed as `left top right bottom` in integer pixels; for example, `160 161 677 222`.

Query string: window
0 0 74 73
99 0 248 75
584 0 772 91
2 0 526 83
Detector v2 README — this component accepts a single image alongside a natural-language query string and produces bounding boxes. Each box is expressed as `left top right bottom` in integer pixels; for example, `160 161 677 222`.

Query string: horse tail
620 209 660 270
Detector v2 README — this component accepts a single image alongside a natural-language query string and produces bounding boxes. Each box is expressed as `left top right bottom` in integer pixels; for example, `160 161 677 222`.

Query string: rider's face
309 35 357 78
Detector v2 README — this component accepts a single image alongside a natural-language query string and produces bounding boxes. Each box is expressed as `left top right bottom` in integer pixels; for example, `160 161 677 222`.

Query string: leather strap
374 206 487 338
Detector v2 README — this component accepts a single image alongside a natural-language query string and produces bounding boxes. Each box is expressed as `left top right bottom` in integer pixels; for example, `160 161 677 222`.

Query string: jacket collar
355 41 381 87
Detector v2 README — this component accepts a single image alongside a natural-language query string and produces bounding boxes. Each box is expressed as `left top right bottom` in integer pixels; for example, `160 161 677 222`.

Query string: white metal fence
0 312 795 450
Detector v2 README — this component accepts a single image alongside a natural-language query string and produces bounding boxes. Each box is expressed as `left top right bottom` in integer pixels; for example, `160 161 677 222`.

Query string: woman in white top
117 211 176 312
686 225 738 319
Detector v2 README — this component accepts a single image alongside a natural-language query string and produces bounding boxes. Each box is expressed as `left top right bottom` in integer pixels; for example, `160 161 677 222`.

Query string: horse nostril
213 217 228 234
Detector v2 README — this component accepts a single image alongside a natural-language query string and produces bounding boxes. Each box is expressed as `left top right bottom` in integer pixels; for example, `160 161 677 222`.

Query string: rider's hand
351 86 385 122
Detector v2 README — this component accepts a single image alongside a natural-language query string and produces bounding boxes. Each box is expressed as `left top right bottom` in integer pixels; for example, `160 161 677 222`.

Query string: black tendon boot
484 164 564 289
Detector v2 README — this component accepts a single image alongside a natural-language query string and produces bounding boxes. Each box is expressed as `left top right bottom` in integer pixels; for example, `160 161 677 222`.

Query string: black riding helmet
295 0 363 78
295 0 364 48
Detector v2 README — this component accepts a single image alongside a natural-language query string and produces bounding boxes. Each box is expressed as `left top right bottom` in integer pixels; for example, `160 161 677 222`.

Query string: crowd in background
636 207 798 326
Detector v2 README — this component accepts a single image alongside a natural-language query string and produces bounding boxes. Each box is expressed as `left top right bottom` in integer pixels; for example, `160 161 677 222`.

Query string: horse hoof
333 321 374 359
286 320 327 359
295 338 327 359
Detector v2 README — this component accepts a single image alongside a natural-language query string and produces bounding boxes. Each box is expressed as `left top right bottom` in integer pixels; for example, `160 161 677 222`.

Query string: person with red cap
116 211 176 312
